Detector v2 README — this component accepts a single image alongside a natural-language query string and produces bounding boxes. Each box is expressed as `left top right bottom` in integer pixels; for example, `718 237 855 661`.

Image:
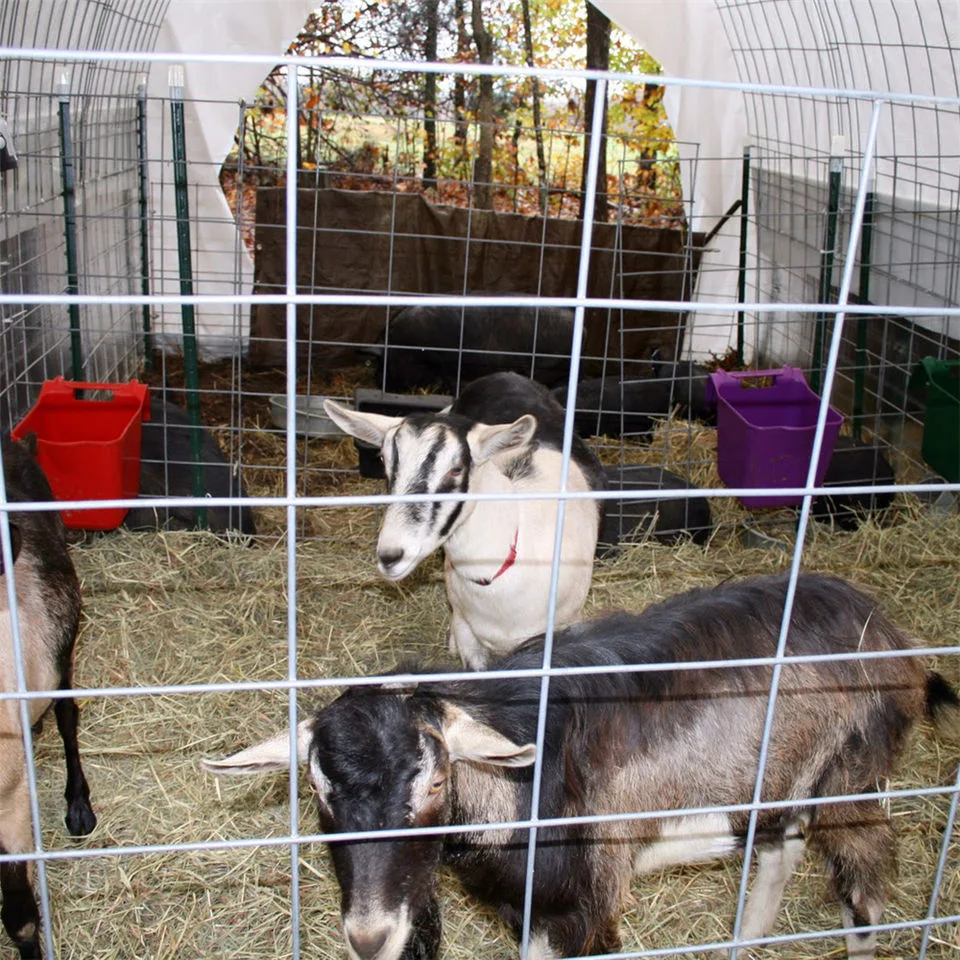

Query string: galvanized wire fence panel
0 30 959 960
0 2 168 430
718 0 960 459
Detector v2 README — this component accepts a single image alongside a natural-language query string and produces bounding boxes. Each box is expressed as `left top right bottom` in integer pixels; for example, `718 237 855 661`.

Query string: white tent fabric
593 0 750 361
594 0 960 362
151 0 960 362
149 0 313 358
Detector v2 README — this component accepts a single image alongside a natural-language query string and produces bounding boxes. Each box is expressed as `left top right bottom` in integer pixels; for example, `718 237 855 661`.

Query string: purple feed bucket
705 366 843 508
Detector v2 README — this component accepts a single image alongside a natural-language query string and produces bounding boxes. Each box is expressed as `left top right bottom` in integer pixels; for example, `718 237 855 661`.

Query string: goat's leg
54 664 96 837
448 613 489 670
807 800 893 960
0 858 40 960
542 844 628 957
0 760 41 959
730 834 806 956
524 912 621 959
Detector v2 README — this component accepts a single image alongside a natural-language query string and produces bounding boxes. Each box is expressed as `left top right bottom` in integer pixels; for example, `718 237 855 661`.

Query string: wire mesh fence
0 9 959 959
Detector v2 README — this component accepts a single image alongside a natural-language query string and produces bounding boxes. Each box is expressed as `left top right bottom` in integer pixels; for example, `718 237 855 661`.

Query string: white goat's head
323 401 537 580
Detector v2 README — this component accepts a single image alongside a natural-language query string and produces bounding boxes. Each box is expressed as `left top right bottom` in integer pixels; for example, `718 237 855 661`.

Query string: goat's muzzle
343 912 412 960
377 547 407 579
346 924 390 960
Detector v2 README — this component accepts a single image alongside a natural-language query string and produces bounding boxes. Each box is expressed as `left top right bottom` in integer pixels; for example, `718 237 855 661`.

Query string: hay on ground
22 434 960 959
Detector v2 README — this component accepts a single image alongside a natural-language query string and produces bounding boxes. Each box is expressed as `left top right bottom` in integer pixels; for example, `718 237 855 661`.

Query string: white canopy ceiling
149 1 960 361
594 0 960 360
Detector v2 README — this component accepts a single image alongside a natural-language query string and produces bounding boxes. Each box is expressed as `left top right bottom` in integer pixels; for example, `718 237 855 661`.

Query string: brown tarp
249 188 703 373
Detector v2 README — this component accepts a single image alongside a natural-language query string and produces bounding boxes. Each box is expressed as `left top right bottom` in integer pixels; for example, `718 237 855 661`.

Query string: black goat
377 302 575 393
552 362 715 440
203 572 956 960
0 435 96 959
125 396 256 536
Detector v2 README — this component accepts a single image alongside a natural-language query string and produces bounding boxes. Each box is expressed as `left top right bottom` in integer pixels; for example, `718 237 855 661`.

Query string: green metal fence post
57 72 83 381
169 65 207 529
137 77 153 371
812 136 844 393
737 146 751 367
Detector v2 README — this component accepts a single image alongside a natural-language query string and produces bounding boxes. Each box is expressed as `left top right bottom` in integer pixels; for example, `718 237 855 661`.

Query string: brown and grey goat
0 435 96 959
203 572 957 960
324 372 604 669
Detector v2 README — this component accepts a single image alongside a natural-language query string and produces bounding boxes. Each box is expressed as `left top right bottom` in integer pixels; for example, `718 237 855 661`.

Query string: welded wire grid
0 30 959 960
719 0 960 457
207 101 705 522
0 3 169 429
230 101 709 512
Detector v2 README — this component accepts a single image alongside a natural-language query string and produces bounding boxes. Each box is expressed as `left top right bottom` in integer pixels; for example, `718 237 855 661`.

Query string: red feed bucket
11 378 151 530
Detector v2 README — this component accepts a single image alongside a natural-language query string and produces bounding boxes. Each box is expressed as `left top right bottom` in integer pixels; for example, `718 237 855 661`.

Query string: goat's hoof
14 935 41 959
65 801 97 837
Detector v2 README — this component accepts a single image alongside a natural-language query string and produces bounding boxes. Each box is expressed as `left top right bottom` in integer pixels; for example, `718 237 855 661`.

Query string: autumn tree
226 0 683 226
579 1 610 222
422 0 440 188
521 0 547 211
471 0 495 210
453 0 471 174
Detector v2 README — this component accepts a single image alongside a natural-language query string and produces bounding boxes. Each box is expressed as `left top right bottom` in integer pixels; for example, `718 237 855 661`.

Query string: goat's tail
925 672 960 732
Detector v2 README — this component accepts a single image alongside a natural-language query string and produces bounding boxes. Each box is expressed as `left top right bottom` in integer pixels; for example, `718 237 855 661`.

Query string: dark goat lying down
203 573 957 960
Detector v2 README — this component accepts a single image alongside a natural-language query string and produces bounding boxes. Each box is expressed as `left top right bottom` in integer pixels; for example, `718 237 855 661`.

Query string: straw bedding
21 420 960 959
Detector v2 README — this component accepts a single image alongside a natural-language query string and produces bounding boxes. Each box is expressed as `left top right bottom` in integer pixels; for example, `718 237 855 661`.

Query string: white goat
324 373 603 668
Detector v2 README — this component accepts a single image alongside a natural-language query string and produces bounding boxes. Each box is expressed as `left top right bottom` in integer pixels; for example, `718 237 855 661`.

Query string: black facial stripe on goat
438 500 463 539
410 429 447 494
405 500 426 526
391 424 469 531
387 431 400 488
397 427 450 527
435 434 471 537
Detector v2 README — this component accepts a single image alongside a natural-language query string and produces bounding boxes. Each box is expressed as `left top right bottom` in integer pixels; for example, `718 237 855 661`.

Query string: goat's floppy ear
322 400 402 449
469 415 537 464
442 705 536 767
201 718 314 776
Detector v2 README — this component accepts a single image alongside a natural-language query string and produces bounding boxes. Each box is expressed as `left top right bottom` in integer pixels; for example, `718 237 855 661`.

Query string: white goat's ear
201 718 314 776
470 415 537 464
322 400 401 449
442 705 536 767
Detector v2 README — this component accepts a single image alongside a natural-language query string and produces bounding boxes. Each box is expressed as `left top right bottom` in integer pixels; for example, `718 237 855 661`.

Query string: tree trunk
521 0 547 213
471 0 495 210
580 1 610 222
453 0 470 175
422 0 439 189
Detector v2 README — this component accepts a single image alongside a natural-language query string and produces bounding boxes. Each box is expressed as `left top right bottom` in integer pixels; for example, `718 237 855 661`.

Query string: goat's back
450 372 604 493
442 573 928 830
0 436 80 728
